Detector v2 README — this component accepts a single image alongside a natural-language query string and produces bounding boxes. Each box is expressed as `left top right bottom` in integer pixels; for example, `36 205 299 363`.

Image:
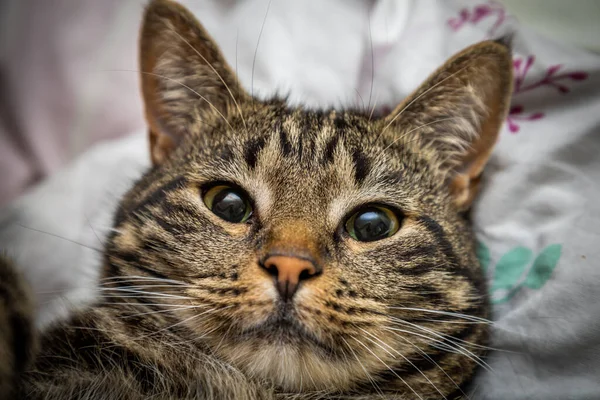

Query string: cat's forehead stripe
238 108 375 187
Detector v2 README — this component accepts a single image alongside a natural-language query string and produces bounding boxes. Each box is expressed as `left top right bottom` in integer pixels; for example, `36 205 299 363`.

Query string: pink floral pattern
508 57 588 132
447 1 506 38
448 3 589 134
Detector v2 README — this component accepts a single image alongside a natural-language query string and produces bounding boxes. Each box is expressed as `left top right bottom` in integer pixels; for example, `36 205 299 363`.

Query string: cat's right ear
381 39 513 210
140 0 248 165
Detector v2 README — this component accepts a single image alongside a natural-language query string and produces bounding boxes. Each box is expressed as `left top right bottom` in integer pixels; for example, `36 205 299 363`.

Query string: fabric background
1 1 599 398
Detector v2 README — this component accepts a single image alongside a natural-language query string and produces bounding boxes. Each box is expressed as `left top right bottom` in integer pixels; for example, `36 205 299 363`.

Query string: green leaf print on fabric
491 247 532 292
523 244 562 289
477 243 562 304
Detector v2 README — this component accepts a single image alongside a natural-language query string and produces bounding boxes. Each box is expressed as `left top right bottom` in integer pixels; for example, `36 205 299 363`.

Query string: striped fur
3 1 513 399
0 255 35 400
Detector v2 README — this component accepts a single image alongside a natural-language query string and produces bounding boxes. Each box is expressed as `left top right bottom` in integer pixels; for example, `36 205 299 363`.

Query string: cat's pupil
353 208 392 242
212 189 247 223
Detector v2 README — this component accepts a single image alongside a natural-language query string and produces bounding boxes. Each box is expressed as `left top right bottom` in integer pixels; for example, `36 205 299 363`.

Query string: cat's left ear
383 39 513 210
140 0 249 165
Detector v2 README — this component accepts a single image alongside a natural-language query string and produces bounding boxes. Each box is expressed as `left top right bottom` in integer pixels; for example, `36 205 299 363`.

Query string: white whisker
389 329 468 399
379 65 469 137
107 69 233 130
100 295 193 301
169 29 247 131
359 328 446 399
100 276 187 285
100 289 192 300
378 117 458 157
103 302 198 308
341 336 385 397
122 305 208 318
383 325 492 373
388 307 493 324
251 0 273 105
386 320 494 373
352 335 424 400
100 284 191 291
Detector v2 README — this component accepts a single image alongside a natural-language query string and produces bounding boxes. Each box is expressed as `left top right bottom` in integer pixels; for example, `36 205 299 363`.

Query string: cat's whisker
368 89 381 122
357 329 397 360
99 281 188 287
99 289 189 296
383 325 493 373
235 29 239 99
84 214 105 249
388 317 486 349
99 284 193 293
193 323 223 341
251 0 273 108
387 321 494 373
383 327 487 374
136 306 230 341
99 276 188 285
169 29 247 131
211 321 235 354
341 336 385 397
358 328 447 399
14 223 103 253
366 7 374 115
190 306 236 341
100 295 193 302
301 354 318 391
378 117 459 157
392 330 468 399
121 305 209 318
351 335 424 400
417 319 488 325
389 316 497 352
99 284 192 291
388 307 493 324
378 65 470 138
100 289 193 300
354 88 365 110
103 302 198 308
108 69 233 131
35 288 94 295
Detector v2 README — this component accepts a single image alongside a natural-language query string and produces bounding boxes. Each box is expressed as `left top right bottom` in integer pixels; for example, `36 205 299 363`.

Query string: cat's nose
261 255 319 301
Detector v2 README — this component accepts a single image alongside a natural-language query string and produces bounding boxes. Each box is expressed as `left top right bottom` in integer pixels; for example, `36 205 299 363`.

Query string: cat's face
105 0 512 396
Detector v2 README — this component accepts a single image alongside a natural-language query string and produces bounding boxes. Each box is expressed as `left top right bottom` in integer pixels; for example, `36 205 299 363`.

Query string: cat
0 0 513 398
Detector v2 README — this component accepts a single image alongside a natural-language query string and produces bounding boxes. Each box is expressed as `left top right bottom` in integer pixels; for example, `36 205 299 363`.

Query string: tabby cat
0 0 513 398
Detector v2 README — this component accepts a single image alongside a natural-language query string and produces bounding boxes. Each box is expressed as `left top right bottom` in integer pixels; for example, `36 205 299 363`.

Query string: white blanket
1 1 599 398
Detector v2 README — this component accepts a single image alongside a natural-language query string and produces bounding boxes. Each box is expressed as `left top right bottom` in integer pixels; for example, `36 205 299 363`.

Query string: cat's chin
214 331 362 392
206 309 361 391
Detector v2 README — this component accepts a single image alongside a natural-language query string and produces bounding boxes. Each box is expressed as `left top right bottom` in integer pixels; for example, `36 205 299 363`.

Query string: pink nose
261 255 318 301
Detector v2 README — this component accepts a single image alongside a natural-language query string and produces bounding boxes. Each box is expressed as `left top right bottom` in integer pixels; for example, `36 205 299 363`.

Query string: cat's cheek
251 277 279 302
234 276 278 321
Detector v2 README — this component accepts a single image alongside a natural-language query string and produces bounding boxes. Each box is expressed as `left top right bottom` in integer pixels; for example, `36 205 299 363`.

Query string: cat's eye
345 206 400 242
203 185 253 223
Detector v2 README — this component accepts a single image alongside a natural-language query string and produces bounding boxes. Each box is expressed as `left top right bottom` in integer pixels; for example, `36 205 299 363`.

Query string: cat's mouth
238 305 335 354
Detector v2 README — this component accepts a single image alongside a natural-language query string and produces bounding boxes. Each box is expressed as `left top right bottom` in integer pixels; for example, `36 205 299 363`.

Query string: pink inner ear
149 129 177 165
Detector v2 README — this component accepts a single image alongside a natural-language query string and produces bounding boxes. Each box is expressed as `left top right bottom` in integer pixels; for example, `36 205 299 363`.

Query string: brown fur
1 0 513 398
0 255 35 400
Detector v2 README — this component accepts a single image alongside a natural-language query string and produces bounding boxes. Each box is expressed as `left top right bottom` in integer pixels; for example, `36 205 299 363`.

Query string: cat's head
105 0 512 396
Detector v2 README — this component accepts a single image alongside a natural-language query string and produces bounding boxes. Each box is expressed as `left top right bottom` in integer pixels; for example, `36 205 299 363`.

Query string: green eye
345 206 400 242
203 185 253 223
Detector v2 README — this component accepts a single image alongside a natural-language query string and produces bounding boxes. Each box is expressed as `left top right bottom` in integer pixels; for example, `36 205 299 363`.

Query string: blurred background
1 0 599 207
